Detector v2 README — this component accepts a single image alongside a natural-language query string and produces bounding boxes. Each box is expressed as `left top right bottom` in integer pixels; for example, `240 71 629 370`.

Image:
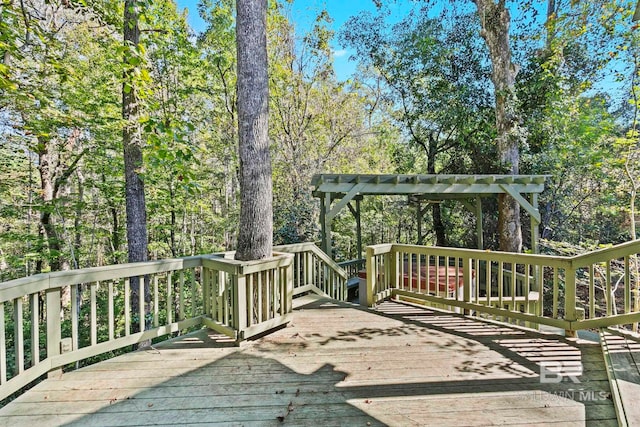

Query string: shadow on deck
0 297 618 426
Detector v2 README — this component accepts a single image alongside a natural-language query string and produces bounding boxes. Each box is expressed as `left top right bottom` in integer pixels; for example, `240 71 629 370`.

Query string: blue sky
174 0 415 81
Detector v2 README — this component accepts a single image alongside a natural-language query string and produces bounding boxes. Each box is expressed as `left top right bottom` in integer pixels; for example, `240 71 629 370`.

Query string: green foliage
1 0 639 279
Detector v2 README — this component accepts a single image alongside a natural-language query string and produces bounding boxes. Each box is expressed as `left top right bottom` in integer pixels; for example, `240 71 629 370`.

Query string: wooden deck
0 296 617 426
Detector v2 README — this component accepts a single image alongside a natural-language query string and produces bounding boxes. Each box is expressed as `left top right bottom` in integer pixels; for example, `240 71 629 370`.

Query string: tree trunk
123 0 149 332
426 136 447 246
474 0 523 253
234 0 273 261
37 142 63 272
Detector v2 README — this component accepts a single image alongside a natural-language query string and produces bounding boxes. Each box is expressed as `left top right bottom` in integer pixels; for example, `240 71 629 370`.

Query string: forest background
1 0 640 281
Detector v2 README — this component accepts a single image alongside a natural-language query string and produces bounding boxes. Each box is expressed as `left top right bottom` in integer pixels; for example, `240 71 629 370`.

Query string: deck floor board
0 297 616 426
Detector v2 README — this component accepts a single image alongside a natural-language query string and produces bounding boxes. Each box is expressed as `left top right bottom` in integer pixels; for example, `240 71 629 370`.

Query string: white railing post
234 272 247 338
463 256 472 315
285 262 293 314
388 248 397 295
46 287 61 378
365 247 375 307
564 263 577 336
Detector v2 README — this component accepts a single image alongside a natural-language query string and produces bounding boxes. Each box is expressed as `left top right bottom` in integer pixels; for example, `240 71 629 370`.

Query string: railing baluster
0 302 6 383
124 278 130 336
257 270 263 322
167 272 173 325
153 275 159 328
224 274 230 325
30 293 39 365
425 254 431 295
588 265 595 319
485 260 491 307
625 256 631 315
14 298 23 374
108 281 114 341
476 258 480 302
191 268 198 319
606 261 612 316
524 264 530 316
215 271 221 322
90 282 97 346
510 263 516 312
498 261 504 310
202 268 209 317
269 269 274 319
552 267 559 318
139 276 145 332
445 256 450 299
435 256 440 297
71 284 78 351
179 271 185 321
538 266 544 317
454 257 460 301
247 273 255 325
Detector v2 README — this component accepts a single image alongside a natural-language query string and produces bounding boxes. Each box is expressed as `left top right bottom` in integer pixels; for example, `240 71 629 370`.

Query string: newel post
365 247 375 307
46 286 62 377
234 271 248 338
564 263 578 337
389 247 398 292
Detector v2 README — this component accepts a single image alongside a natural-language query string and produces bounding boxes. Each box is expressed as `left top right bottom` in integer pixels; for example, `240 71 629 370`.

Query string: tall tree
123 0 149 329
342 10 493 247
235 0 272 261
474 0 524 252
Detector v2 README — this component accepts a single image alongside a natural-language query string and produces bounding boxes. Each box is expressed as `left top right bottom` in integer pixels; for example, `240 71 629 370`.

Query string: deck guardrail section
0 250 301 402
200 252 294 340
364 241 640 331
0 256 203 401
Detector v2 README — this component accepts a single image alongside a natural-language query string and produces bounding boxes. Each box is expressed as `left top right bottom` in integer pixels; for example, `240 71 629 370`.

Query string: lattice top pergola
311 174 550 258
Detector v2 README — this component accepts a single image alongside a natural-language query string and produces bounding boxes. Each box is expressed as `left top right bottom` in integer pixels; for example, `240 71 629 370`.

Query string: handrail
569 239 640 266
0 257 203 303
338 258 365 281
363 240 640 333
274 242 348 299
275 243 348 280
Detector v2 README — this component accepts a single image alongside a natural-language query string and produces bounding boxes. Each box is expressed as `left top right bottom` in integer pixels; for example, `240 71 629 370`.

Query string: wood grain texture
0 297 615 426
601 330 640 426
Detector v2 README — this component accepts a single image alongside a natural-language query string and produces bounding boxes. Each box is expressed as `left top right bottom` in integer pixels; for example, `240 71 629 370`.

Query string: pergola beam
313 174 548 258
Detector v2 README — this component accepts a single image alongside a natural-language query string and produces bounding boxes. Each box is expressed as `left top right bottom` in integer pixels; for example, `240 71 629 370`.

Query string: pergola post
320 192 331 256
475 196 484 250
530 193 539 254
416 200 422 245
347 198 363 259
355 198 362 259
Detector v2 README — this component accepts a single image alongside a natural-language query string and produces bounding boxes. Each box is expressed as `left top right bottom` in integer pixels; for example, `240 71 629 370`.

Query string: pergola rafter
311 173 550 258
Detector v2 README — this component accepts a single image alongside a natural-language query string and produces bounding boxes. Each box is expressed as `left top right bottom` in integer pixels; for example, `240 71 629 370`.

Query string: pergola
311 174 549 258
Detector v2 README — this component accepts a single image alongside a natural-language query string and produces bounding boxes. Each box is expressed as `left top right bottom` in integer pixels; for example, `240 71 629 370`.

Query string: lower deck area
0 296 617 426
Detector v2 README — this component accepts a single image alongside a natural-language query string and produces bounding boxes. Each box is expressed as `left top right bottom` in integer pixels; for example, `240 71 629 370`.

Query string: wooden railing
364 241 640 332
0 251 294 401
338 258 365 281
274 243 348 300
